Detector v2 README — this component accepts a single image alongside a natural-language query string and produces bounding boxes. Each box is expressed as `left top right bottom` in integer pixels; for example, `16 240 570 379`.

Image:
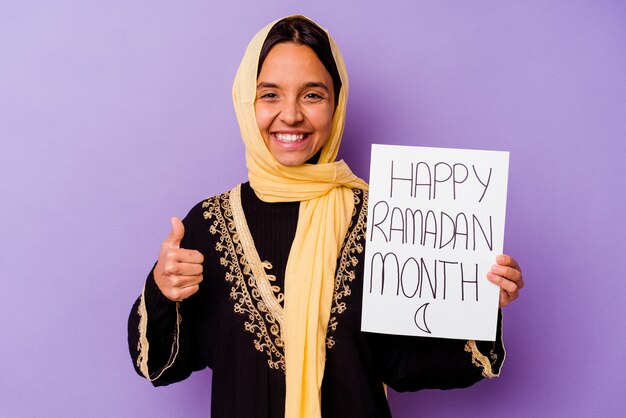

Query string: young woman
128 15 524 418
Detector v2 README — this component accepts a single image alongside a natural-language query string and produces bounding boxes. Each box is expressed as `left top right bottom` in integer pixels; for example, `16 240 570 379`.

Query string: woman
128 15 524 418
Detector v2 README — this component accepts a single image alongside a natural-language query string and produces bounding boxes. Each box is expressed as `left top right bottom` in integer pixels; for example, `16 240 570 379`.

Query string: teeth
275 133 305 142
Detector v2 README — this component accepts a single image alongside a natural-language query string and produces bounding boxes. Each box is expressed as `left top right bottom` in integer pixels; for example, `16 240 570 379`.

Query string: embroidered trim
203 190 285 371
230 184 285 327
326 189 368 349
136 285 182 381
464 318 506 378
202 186 368 366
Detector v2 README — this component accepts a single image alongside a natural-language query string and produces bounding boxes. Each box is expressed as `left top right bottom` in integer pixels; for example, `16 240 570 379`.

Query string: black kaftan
128 183 504 417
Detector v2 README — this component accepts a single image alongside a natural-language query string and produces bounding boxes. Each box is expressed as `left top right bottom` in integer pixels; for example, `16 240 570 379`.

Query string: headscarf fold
232 15 368 418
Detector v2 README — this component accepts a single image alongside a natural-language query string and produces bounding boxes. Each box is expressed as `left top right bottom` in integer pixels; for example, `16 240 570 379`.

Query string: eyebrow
256 81 330 91
256 82 278 89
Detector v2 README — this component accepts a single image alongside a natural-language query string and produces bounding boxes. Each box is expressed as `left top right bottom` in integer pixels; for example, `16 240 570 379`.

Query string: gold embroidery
326 189 368 348
230 185 285 327
463 318 506 378
203 187 368 366
203 190 285 371
136 286 182 381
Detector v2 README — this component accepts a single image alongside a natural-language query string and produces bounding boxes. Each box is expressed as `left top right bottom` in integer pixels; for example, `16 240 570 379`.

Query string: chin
277 158 308 167
272 151 315 167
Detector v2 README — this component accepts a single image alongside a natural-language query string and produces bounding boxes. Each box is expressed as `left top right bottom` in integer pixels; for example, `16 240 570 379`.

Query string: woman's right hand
153 217 204 302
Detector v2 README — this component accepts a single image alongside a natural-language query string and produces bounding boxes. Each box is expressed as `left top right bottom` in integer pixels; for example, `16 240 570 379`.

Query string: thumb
164 216 185 249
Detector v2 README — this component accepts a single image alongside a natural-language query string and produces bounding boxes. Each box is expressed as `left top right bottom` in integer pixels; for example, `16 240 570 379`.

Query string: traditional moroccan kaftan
128 183 504 418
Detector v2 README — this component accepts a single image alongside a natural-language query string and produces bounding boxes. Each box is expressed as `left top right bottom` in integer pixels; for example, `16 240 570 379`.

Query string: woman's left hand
487 254 524 307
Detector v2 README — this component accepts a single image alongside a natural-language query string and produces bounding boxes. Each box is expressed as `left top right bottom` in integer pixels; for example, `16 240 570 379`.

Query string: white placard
361 144 509 341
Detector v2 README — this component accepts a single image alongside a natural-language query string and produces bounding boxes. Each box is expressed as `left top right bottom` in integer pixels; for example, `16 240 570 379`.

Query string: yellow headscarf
232 15 368 418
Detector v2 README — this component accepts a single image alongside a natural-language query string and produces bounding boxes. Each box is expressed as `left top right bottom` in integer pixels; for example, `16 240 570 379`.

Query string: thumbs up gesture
154 217 204 302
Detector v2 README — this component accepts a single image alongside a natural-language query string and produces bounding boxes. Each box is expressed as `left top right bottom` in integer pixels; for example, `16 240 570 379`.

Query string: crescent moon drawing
413 302 432 334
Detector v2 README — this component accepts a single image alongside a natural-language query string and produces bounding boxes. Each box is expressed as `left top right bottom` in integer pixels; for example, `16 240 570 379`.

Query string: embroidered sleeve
134 280 183 382
368 308 505 391
464 310 506 378
128 203 208 386
127 270 195 386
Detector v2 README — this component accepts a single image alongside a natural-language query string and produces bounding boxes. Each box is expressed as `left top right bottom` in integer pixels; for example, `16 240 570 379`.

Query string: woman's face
255 43 335 167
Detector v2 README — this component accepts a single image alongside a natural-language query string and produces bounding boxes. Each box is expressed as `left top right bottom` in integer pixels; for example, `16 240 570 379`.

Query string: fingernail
497 255 506 263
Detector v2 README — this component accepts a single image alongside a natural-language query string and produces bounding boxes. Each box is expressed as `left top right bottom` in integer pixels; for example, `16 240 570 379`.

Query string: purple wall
2 1 625 416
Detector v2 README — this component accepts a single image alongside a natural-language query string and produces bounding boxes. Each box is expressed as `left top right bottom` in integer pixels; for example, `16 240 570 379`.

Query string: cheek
314 108 334 141
254 105 273 134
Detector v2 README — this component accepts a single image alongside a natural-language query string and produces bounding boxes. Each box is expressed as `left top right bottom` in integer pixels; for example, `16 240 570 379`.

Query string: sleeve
367 310 505 392
127 206 207 387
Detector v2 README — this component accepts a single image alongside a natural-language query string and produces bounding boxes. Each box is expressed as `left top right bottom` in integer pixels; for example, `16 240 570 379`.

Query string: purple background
2 1 625 417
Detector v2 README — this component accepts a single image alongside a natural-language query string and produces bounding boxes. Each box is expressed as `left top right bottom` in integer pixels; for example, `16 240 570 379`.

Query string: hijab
232 15 368 418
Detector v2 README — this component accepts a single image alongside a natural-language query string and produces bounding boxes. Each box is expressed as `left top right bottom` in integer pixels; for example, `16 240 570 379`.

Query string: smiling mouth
272 133 310 143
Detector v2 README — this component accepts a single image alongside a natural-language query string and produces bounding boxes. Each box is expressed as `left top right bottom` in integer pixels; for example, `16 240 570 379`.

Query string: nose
279 98 304 125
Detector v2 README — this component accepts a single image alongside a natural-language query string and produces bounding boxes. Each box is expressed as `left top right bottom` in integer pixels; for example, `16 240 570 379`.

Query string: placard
361 144 509 341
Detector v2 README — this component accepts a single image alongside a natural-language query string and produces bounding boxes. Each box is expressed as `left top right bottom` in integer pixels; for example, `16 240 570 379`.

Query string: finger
516 274 525 289
496 254 521 272
161 249 204 267
173 249 204 264
504 266 524 290
499 290 512 308
163 262 203 277
490 264 522 285
165 274 203 289
163 217 185 249
487 272 519 294
168 284 200 302
181 275 203 287
496 255 525 289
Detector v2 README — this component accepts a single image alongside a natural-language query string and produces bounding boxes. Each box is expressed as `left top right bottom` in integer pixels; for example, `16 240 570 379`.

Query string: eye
304 92 325 101
259 92 278 100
